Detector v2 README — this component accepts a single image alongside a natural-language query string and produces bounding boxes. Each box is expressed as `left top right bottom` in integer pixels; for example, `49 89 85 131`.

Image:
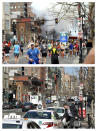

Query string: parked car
47 107 65 117
3 103 11 110
22 102 35 112
23 109 64 129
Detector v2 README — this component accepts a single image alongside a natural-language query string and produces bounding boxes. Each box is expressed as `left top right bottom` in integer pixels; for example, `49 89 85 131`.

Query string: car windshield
55 109 64 113
2 123 22 129
47 108 54 111
47 108 64 113
24 111 51 119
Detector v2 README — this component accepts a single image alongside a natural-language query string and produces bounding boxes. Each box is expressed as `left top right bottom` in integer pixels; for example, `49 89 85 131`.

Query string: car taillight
42 122 53 128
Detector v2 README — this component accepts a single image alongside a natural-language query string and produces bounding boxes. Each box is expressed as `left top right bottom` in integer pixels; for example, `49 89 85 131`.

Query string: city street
3 46 87 64
2 2 95 64
3 105 93 129
3 67 95 129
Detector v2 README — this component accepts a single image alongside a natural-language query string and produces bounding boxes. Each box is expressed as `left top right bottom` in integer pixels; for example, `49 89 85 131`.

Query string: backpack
51 48 59 60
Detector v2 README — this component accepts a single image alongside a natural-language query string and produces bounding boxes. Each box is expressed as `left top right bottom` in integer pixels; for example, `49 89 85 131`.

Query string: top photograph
2 2 95 64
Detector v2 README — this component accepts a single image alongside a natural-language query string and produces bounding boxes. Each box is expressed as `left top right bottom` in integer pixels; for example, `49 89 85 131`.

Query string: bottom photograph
2 67 95 129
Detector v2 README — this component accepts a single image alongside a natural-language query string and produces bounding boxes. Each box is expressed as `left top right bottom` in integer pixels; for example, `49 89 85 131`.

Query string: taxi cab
23 109 64 129
3 113 40 129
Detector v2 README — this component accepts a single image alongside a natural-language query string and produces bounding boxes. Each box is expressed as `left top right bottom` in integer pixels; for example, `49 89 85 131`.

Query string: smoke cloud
31 0 78 39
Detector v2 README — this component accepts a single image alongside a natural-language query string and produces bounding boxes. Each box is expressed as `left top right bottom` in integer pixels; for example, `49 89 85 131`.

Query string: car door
53 112 63 128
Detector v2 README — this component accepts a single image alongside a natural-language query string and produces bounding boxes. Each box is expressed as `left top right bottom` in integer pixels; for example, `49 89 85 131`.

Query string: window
24 111 51 119
5 20 10 30
2 123 22 129
10 6 13 9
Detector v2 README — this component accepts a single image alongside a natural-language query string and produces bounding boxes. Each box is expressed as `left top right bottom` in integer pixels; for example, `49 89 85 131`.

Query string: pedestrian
40 41 48 64
64 42 69 58
51 43 59 64
60 43 65 57
69 41 74 57
13 41 20 64
20 42 24 55
2 44 5 63
61 103 71 128
69 101 79 128
3 42 10 64
48 42 52 57
74 41 79 56
27 42 41 64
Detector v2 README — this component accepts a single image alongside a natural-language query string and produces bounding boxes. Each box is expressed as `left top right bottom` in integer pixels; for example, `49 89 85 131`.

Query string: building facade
2 3 11 41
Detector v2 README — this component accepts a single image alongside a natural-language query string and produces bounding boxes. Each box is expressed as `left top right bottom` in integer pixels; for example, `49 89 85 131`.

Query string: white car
2 119 41 129
23 109 64 129
3 113 41 129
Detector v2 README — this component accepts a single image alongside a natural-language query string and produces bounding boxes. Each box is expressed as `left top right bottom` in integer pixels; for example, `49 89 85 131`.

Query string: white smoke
31 0 78 38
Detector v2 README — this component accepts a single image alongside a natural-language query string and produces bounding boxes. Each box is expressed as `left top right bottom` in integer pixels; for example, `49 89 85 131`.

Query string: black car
22 102 35 112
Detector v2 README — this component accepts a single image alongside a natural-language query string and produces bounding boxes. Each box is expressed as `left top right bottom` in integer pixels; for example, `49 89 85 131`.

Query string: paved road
3 47 87 64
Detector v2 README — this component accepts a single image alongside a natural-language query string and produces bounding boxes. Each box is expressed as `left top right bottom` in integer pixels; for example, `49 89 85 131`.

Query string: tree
48 2 95 40
79 67 95 100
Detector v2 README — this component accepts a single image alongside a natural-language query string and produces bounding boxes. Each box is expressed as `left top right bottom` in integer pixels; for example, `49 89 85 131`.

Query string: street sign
60 32 68 42
80 83 83 90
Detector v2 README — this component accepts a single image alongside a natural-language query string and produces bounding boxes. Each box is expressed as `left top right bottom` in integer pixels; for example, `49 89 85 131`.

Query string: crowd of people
2 38 94 64
26 39 81 64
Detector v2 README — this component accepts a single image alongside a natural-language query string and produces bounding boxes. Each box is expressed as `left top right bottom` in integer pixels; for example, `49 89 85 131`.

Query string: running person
51 43 59 64
13 41 20 64
20 42 24 55
27 43 41 64
3 42 10 64
41 41 48 64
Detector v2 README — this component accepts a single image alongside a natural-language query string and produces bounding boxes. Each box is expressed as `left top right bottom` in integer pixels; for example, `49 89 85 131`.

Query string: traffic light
55 18 58 24
12 22 16 35
24 3 27 17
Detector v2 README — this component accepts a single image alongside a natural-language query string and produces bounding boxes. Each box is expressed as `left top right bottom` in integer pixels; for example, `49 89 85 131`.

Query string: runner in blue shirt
69 41 74 57
26 43 41 64
13 41 20 64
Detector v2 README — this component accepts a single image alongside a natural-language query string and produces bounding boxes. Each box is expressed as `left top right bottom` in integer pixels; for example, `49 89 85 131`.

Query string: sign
78 18 83 39
80 83 83 90
13 94 15 98
60 32 68 42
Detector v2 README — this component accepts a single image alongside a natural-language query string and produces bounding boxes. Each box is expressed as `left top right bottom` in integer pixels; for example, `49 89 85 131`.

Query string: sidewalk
81 106 95 129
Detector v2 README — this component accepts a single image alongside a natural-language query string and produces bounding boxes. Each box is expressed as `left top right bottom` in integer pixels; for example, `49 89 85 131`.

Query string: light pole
78 3 85 63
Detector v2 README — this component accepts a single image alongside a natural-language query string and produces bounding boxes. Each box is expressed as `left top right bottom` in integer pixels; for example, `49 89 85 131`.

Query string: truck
29 94 47 109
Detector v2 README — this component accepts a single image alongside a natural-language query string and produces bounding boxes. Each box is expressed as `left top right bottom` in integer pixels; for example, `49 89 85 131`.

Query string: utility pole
78 3 83 63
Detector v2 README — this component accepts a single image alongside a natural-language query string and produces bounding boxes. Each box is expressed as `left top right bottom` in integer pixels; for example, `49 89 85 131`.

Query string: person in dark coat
69 101 78 128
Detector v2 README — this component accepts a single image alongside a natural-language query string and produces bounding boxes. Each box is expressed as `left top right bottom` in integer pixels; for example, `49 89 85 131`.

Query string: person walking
3 42 10 64
69 101 79 128
69 41 74 57
13 41 20 64
26 42 41 64
20 42 24 55
51 43 59 64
